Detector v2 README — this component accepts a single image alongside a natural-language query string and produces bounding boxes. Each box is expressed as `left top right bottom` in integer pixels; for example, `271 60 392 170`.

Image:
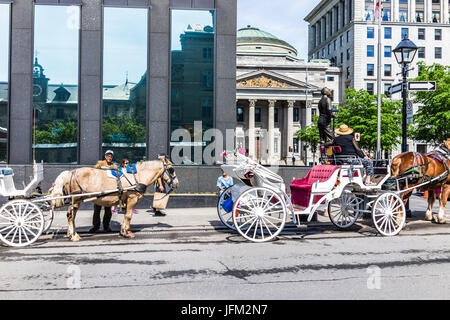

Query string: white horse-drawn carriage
218 153 409 242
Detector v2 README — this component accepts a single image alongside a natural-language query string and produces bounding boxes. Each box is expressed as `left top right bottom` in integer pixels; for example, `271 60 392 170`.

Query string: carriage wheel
233 187 287 243
0 199 44 247
372 193 406 237
328 188 361 229
217 185 235 230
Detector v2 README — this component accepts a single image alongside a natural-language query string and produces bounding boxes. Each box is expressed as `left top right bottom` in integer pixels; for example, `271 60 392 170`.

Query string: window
384 83 392 95
416 11 424 22
367 27 374 38
255 108 261 122
347 48 350 60
384 27 392 39
327 76 335 81
103 7 147 162
340 52 343 64
237 107 244 122
384 46 392 57
416 0 424 3
33 5 80 164
170 10 215 164
401 28 408 39
367 45 374 57
0 4 9 163
383 9 391 21
384 64 392 77
346 67 350 79
432 11 440 23
418 47 425 58
327 44 330 55
346 30 350 42
367 64 374 76
399 10 408 22
333 39 336 51
365 9 374 21
340 35 343 47
435 29 442 40
293 108 300 122
432 0 440 3
274 108 279 123
418 28 425 40
435 47 442 59
367 83 374 95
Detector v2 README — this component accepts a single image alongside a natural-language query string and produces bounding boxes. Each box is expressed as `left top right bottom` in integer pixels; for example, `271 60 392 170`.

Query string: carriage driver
90 150 118 233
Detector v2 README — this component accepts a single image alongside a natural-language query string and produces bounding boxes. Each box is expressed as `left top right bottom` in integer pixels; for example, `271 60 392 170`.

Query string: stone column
409 0 416 23
248 99 256 159
286 100 295 160
268 100 276 161
393 0 399 22
444 0 449 25
338 1 344 30
426 0 432 22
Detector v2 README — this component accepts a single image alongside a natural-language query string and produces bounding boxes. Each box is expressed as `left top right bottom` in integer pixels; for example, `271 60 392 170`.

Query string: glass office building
2 0 236 166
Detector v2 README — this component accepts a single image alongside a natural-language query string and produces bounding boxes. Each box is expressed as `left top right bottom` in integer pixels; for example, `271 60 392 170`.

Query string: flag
374 0 383 22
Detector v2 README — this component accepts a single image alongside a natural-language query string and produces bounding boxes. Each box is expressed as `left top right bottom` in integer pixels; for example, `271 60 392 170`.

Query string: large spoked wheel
328 188 361 229
0 199 44 247
372 192 406 236
233 187 287 242
217 185 235 230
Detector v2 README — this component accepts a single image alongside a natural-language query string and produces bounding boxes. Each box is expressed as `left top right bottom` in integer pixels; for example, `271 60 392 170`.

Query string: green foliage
102 117 146 144
295 115 320 154
409 63 450 145
35 121 77 144
336 88 402 152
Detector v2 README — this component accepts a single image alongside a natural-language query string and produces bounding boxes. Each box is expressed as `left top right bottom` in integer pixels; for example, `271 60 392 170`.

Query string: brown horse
391 139 450 224
49 156 179 241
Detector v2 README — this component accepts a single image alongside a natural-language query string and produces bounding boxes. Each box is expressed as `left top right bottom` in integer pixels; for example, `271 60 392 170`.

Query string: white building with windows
236 26 340 166
305 0 449 153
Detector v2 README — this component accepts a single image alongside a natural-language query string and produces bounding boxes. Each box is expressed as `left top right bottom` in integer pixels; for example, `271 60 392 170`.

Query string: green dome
237 26 297 57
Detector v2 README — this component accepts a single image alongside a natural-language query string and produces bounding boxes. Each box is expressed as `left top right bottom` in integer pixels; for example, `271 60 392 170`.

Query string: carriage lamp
392 38 418 153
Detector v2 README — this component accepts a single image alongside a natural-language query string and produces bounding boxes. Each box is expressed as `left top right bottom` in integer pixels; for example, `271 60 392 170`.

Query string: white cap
105 150 114 155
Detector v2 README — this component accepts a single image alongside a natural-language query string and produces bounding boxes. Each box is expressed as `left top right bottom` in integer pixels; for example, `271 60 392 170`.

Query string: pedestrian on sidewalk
90 150 117 233
217 169 233 196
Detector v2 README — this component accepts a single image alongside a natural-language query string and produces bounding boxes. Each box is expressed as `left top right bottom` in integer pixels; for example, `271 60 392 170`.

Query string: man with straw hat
326 124 375 185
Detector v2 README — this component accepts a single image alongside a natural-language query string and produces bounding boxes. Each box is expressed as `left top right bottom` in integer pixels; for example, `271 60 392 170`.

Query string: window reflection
0 4 9 163
102 8 148 162
170 10 215 165
33 5 79 164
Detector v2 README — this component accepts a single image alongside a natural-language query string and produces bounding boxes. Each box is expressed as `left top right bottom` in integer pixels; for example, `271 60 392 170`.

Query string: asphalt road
0 195 449 300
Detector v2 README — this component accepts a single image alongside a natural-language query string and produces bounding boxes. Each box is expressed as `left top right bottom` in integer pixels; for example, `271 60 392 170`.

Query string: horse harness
399 144 450 186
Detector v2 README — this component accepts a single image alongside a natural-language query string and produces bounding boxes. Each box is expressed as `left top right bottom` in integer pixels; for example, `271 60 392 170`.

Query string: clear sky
237 0 321 60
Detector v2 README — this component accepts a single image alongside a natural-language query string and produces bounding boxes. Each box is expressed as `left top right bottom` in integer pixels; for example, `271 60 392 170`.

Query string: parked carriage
217 152 416 242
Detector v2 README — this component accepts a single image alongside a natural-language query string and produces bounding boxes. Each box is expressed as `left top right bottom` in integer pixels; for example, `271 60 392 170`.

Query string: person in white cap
90 150 117 233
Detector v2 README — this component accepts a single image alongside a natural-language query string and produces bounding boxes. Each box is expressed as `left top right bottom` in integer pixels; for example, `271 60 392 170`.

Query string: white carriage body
0 163 43 197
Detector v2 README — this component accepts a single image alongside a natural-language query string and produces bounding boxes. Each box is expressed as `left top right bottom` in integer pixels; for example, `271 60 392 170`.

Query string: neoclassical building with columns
236 26 341 166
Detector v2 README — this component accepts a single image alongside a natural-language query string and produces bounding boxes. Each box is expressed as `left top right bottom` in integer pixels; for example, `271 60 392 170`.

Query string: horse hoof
120 231 135 239
425 214 433 221
71 234 81 242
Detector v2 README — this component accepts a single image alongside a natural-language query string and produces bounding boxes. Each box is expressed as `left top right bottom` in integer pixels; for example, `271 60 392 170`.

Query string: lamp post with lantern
392 38 418 153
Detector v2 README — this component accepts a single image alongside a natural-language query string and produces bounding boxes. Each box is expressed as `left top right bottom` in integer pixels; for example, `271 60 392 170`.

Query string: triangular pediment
237 70 318 90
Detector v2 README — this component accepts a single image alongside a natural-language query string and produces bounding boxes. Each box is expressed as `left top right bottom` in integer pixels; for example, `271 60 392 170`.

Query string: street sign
388 83 403 96
407 100 413 124
408 81 436 91
355 132 361 141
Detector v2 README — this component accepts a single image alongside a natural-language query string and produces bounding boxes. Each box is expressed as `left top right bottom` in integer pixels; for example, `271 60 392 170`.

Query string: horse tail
49 170 71 208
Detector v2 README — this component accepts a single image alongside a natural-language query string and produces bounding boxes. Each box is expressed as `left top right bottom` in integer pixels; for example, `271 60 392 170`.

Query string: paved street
1 195 450 300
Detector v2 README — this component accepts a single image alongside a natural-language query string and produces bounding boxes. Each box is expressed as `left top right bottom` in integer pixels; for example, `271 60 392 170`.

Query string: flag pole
376 0 382 159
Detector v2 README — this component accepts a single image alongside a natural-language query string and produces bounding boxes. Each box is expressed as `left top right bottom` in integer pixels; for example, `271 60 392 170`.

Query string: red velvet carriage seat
290 165 340 208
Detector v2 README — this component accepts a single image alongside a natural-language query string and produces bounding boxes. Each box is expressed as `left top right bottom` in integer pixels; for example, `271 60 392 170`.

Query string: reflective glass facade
33 5 80 164
170 10 215 164
0 4 9 163
102 7 148 162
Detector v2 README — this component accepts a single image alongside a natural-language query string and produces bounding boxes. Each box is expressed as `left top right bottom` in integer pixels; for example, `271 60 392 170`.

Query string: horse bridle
161 160 177 195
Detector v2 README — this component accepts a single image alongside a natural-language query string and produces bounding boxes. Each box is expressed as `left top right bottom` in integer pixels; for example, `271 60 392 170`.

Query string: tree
336 88 402 153
295 115 321 164
409 63 450 145
35 121 77 144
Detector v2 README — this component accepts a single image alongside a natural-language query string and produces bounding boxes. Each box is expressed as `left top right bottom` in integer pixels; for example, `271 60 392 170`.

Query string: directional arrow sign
408 81 436 91
388 83 403 96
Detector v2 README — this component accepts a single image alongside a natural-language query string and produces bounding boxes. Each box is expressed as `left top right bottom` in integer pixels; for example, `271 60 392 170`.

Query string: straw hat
335 124 354 136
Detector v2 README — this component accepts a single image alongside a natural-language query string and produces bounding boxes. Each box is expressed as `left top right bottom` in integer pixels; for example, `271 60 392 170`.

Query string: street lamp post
392 38 418 153
393 38 418 217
